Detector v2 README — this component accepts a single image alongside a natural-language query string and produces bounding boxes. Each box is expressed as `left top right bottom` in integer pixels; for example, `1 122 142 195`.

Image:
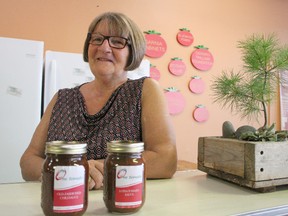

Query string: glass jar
103 140 146 214
41 141 89 216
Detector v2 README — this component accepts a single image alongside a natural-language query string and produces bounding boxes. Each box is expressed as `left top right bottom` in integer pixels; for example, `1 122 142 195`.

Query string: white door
0 37 44 183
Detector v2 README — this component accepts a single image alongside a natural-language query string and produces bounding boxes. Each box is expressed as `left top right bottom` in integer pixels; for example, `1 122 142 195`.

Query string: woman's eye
92 37 103 43
111 39 124 45
94 37 102 42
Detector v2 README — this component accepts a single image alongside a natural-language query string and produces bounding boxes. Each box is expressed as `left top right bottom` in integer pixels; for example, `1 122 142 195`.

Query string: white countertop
1 170 288 216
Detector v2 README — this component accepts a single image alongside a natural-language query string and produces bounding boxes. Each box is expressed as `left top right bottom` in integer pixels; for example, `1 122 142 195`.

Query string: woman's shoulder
125 77 160 93
138 77 163 102
58 85 81 95
127 77 157 86
142 77 161 92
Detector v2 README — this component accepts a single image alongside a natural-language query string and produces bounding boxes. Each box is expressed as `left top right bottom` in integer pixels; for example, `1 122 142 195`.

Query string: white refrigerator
43 50 150 113
43 51 94 112
0 37 44 183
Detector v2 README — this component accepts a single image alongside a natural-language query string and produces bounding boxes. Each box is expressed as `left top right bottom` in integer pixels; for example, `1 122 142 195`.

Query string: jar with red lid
103 141 146 213
41 141 89 216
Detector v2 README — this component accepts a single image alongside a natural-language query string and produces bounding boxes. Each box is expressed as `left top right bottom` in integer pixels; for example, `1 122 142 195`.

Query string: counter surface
2 170 288 216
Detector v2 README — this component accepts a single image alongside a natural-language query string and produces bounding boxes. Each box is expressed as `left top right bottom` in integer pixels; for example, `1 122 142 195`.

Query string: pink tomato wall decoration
164 87 186 115
176 28 194 46
191 45 214 71
168 57 186 76
144 30 167 58
193 105 209 122
150 65 161 81
189 76 205 94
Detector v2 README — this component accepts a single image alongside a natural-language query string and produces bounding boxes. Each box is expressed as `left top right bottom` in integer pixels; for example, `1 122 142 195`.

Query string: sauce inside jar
103 141 146 213
41 141 89 216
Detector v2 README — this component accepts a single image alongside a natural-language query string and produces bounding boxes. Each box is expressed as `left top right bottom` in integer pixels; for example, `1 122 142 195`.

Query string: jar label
115 165 144 208
53 166 85 213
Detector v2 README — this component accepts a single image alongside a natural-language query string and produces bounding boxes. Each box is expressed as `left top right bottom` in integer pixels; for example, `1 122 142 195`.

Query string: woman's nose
98 39 111 51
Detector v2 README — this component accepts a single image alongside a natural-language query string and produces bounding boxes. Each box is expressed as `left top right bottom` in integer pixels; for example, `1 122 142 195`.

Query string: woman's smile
96 56 113 62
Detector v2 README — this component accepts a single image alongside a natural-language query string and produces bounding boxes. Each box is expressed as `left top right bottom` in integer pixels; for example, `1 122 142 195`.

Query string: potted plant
198 33 288 191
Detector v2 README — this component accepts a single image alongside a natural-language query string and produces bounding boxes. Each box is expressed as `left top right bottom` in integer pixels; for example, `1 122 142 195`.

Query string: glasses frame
88 33 130 49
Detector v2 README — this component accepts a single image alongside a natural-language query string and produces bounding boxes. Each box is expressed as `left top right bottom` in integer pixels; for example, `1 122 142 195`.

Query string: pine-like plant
212 34 288 141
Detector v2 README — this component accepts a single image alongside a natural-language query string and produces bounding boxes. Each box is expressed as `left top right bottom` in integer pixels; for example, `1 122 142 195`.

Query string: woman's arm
141 78 177 179
20 94 58 181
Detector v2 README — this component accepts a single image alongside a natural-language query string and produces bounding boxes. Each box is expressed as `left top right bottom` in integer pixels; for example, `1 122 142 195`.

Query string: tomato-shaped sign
177 28 194 46
164 87 186 115
144 30 167 58
191 45 214 71
168 57 186 76
193 105 209 122
189 76 205 94
150 64 161 81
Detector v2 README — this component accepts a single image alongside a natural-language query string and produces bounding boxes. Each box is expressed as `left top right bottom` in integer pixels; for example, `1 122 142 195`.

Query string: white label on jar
115 165 144 208
53 166 85 213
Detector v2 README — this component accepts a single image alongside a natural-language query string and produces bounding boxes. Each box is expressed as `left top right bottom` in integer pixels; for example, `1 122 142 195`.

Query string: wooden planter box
198 136 288 192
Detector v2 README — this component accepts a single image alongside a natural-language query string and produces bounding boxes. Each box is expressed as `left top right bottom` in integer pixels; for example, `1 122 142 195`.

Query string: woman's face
88 20 130 79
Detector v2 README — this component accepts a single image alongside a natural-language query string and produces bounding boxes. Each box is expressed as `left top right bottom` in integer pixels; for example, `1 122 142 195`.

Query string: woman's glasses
88 33 130 49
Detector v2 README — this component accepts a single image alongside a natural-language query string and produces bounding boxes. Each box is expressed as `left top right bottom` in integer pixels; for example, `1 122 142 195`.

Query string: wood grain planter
198 137 288 192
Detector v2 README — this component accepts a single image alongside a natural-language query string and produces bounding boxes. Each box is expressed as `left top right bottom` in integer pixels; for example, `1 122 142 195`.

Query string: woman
20 12 177 190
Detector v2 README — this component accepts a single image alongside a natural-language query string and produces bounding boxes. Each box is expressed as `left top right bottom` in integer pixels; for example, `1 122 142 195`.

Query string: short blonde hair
83 12 146 71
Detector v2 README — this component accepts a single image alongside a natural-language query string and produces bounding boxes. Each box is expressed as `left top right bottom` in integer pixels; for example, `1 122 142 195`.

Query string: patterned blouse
47 77 146 160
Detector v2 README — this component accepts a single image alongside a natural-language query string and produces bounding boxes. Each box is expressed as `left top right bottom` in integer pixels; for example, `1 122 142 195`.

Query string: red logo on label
55 169 67 180
117 169 127 179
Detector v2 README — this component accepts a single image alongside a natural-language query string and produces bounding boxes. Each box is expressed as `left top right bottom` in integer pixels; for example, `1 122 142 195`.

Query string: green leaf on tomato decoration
192 75 201 79
179 28 190 32
164 86 179 92
194 45 209 50
171 57 182 61
144 30 161 35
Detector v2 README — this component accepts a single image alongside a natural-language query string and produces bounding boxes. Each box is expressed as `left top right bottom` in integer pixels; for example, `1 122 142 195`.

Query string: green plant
212 33 288 129
238 123 288 141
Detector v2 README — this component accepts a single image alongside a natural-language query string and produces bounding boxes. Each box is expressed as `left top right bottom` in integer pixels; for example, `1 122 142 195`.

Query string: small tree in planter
211 33 288 141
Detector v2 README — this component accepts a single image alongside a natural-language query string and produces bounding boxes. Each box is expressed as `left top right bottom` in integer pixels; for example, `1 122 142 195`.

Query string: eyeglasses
88 33 130 49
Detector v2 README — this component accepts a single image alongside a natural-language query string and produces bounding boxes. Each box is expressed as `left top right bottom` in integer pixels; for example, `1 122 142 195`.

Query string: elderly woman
20 12 177 190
